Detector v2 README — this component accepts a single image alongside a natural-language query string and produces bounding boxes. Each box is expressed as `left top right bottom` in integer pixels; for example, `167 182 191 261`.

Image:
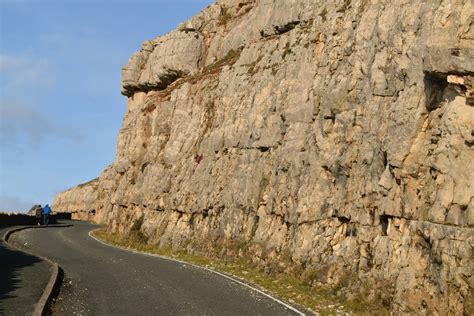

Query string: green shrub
204 48 242 72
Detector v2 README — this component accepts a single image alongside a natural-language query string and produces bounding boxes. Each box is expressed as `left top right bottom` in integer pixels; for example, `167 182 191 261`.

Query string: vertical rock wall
54 0 473 314
53 178 98 220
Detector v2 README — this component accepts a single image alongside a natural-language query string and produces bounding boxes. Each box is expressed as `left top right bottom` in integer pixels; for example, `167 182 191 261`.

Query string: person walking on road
35 205 43 225
42 204 52 225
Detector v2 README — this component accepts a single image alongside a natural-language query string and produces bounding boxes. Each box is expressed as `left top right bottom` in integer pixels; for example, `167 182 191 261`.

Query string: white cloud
0 55 54 96
0 55 81 149
0 101 83 148
0 194 35 213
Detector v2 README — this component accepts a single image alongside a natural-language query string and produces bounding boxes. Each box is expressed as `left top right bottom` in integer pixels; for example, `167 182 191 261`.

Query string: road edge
3 224 73 316
88 228 308 316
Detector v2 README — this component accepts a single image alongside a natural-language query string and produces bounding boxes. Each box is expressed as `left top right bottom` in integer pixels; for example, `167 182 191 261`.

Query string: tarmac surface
8 221 300 315
0 225 52 316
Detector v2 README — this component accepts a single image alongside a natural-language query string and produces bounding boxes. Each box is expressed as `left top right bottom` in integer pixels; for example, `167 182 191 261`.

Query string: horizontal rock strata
54 0 473 314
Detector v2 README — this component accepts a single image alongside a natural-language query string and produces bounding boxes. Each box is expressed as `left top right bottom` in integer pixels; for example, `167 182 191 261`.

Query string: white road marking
88 229 306 316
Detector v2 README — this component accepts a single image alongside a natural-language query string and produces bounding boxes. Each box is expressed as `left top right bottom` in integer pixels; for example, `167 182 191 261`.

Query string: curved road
9 221 302 315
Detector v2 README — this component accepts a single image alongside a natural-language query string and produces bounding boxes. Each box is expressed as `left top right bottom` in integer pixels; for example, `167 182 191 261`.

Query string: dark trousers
43 214 50 225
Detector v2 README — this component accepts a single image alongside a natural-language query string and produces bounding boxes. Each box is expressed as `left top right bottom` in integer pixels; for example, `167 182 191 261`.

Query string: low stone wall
0 213 72 226
55 213 73 220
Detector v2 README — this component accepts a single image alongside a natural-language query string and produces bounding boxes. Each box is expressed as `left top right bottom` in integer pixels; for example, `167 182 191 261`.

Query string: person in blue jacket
42 204 52 225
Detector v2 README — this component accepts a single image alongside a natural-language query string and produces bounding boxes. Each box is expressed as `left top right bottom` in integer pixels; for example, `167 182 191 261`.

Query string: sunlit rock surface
53 0 474 314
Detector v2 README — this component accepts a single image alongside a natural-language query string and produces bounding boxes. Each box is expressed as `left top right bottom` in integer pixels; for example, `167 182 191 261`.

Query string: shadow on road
0 242 43 314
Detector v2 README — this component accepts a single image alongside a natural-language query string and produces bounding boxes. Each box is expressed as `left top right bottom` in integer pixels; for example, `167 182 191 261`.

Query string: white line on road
88 229 306 316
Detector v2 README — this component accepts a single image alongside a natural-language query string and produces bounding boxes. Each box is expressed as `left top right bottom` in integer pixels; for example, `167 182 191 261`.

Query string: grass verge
93 229 388 315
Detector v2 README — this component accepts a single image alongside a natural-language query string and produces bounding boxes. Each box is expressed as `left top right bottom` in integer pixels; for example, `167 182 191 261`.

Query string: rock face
53 178 98 220
53 0 474 314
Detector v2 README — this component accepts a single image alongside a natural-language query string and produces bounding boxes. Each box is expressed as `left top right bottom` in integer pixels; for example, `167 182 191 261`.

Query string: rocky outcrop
54 0 473 314
52 178 98 220
121 31 204 96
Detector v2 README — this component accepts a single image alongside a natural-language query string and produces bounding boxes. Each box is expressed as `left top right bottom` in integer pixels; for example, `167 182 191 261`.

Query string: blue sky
0 0 214 212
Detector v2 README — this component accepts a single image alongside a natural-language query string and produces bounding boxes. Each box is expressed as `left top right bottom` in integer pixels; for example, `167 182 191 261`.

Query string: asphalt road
9 221 302 315
0 226 51 316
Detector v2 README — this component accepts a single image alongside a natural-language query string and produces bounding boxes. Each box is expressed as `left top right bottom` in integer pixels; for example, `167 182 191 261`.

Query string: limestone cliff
53 0 474 314
53 178 98 220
